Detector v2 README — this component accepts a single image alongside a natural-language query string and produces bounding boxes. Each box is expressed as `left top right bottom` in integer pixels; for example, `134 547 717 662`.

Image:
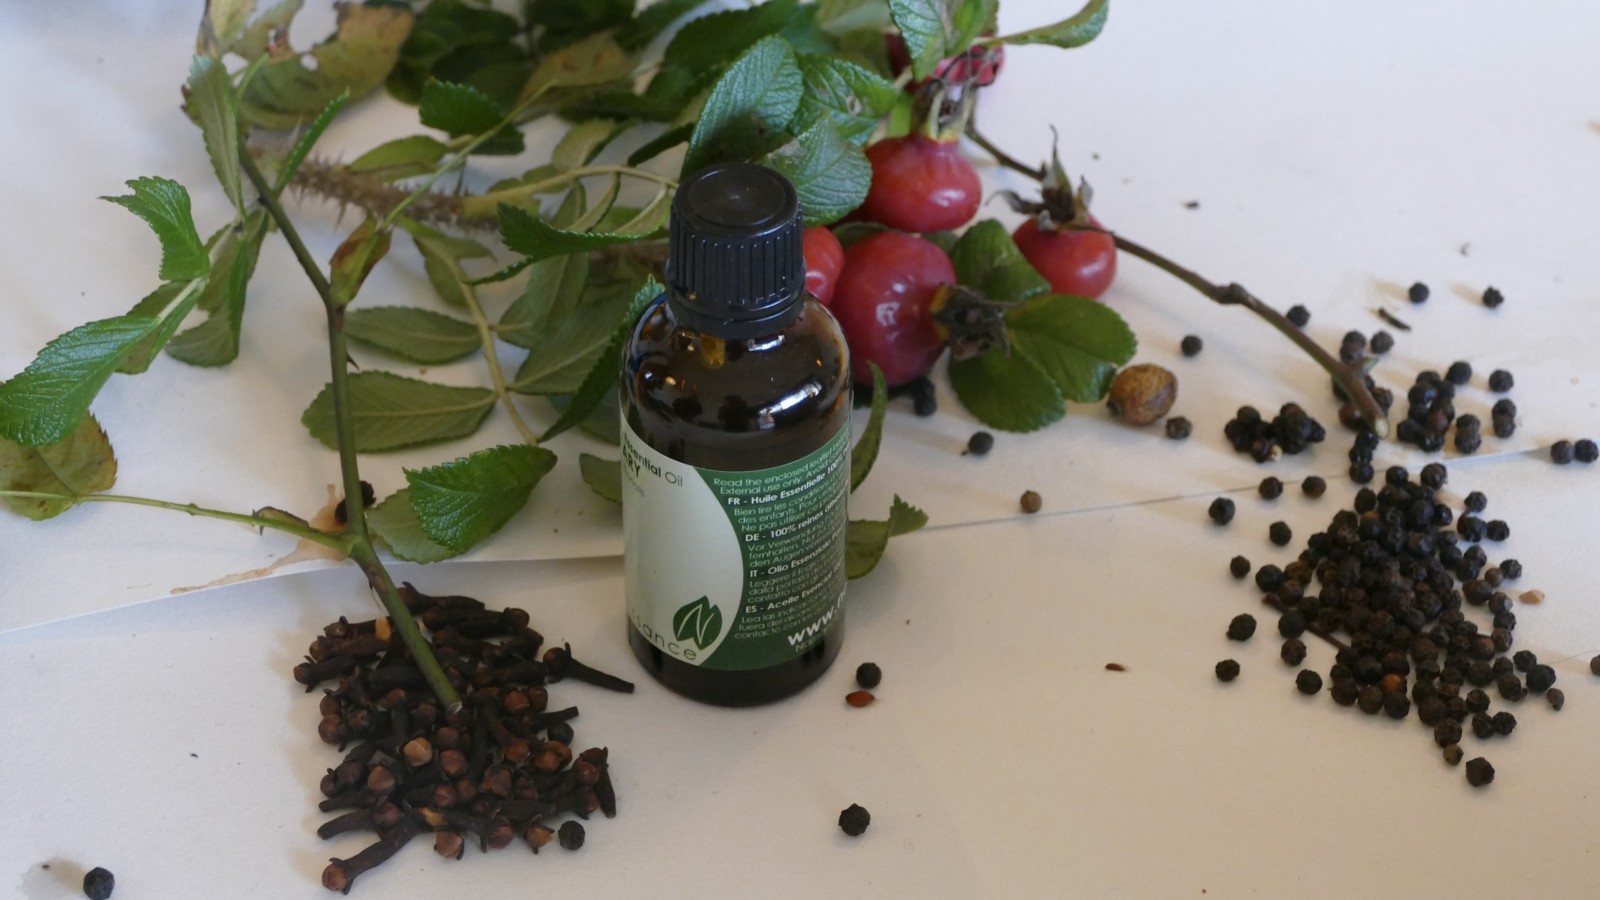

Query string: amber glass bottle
620 163 851 706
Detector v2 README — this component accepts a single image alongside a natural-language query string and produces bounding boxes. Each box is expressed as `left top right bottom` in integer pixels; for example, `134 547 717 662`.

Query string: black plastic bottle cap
667 162 805 339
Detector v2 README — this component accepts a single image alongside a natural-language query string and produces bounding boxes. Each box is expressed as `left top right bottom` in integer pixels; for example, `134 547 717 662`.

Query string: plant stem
965 126 1045 180
240 150 463 713
458 165 679 221
1110 233 1388 437
0 491 352 551
461 280 538 445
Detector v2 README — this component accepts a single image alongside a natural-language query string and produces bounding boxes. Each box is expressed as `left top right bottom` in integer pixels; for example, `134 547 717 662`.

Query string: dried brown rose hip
1107 363 1178 426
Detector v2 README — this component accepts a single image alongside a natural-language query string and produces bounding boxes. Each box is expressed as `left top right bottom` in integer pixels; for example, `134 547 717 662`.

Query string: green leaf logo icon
672 596 724 651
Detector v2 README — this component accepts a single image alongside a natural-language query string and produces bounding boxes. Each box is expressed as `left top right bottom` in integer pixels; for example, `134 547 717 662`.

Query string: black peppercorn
1280 638 1307 666
1463 491 1487 513
1511 649 1537 672
557 820 585 850
1258 476 1284 500
1525 664 1556 693
964 431 994 456
1407 282 1430 303
838 803 871 836
1286 305 1311 327
855 662 882 690
1382 692 1411 719
1215 659 1241 682
1226 614 1257 641
1277 610 1307 640
1471 712 1495 739
1465 688 1490 714
1548 688 1565 711
1485 520 1509 541
1481 286 1504 309
1295 669 1323 695
1488 369 1513 392
1496 672 1524 701
1330 678 1359 706
1576 439 1599 463
1268 521 1292 547
1550 441 1574 464
1349 461 1374 484
1433 719 1462 748
1357 684 1384 714
1491 710 1517 736
1443 744 1464 766
1208 497 1235 525
1165 416 1192 440
1369 330 1395 354
1299 475 1326 498
1591 654 1600 676
1254 564 1284 592
1229 555 1251 579
1181 334 1203 357
83 868 115 900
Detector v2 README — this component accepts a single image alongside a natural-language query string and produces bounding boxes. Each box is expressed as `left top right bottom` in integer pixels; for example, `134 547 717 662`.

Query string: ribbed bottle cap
667 163 805 339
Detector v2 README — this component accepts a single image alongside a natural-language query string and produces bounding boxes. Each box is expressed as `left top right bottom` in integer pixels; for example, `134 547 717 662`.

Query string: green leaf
279 90 349 189
301 371 495 453
547 387 623 444
793 54 898 146
419 79 522 155
683 36 804 175
118 282 196 375
626 122 694 167
553 119 629 170
525 0 633 52
328 216 392 307
349 135 450 180
888 0 995 79
949 219 1050 303
0 316 159 446
390 0 526 106
240 3 414 129
166 212 268 367
369 488 465 563
102 177 209 283
406 444 558 552
817 0 892 36
947 344 1066 432
400 218 493 308
1005 295 1137 403
0 414 117 520
497 203 666 264
198 0 259 57
663 0 797 71
999 0 1108 49
618 0 713 51
523 32 635 98
846 495 927 578
187 56 244 214
850 363 887 491
540 277 661 442
765 121 871 226
672 595 725 650
508 269 635 395
579 453 623 504
345 307 481 364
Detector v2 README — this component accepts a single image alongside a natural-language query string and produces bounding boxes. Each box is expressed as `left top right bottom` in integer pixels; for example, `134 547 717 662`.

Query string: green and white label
622 421 849 671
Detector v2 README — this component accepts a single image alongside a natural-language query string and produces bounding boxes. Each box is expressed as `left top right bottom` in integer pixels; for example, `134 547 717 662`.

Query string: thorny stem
460 279 538 445
457 164 679 221
240 150 464 714
966 125 1390 438
0 491 352 552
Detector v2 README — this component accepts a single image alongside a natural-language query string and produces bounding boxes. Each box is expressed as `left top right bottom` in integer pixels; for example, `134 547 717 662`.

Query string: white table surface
5 2 1600 897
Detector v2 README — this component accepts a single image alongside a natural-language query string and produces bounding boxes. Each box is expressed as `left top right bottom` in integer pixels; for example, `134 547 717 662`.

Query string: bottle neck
666 287 803 341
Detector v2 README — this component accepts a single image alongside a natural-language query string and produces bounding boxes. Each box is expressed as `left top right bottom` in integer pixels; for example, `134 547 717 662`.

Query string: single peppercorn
1382 692 1411 719
1180 334 1203 357
1487 369 1513 392
1286 305 1311 327
1471 713 1495 739
1300 475 1326 498
1259 476 1283 500
1443 744 1464 766
1548 688 1565 711
1591 654 1600 676
1485 520 1509 541
1407 282 1430 304
1349 461 1374 484
83 868 115 900
1277 610 1307 640
1369 330 1395 354
1444 361 1472 386
838 803 871 836
1551 441 1575 465
1576 439 1599 463
1357 684 1384 714
1215 659 1241 682
1268 521 1292 547
1433 720 1462 749
1330 678 1359 706
964 431 994 456
558 820 586 850
1226 614 1257 641
1464 491 1487 513
1465 689 1490 714
1492 711 1517 736
1020 490 1043 514
1295 669 1323 695
1229 555 1251 579
1254 564 1284 592
1208 497 1236 525
1281 638 1307 666
1496 672 1524 701
1526 665 1556 693
1165 416 1193 440
1481 286 1504 309
1512 649 1537 672
855 662 882 690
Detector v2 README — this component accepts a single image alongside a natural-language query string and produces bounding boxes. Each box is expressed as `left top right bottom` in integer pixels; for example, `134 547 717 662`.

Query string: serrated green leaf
846 494 927 578
526 0 633 52
301 371 495 453
540 277 661 442
999 0 1108 49
345 307 481 364
626 122 693 167
0 317 159 446
888 0 994 79
766 120 870 226
850 363 887 491
279 90 349 189
947 344 1066 433
240 3 413 129
0 414 117 520
663 0 797 71
498 203 666 264
349 135 450 180
949 219 1050 303
400 217 493 309
103 177 209 283
118 281 196 375
198 0 258 57
1005 295 1136 403
406 444 557 552
368 488 464 563
684 36 803 175
187 56 244 213
782 6 836 55
818 0 892 36
547 385 623 444
419 79 523 154
166 212 267 367
509 265 635 395
618 0 712 51
388 0 528 105
793 54 898 146
553 119 628 170
579 453 623 504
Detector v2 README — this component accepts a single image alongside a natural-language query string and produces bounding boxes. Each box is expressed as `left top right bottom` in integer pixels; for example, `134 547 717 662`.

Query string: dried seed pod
1107 364 1178 426
846 690 876 707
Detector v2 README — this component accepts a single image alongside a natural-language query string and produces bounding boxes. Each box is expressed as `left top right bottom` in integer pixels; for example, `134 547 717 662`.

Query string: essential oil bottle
620 162 851 706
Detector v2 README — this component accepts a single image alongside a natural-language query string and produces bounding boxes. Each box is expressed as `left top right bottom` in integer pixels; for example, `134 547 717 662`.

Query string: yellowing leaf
241 3 414 129
0 414 117 520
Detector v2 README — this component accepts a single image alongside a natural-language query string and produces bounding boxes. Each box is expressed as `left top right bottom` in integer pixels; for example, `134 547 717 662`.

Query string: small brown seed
1105 663 1127 672
434 831 465 859
1518 590 1544 604
1020 490 1043 514
846 690 876 707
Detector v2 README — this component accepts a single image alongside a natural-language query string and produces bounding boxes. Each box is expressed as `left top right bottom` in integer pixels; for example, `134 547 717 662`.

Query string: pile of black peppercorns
1214 456 1560 788
1223 403 1327 462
